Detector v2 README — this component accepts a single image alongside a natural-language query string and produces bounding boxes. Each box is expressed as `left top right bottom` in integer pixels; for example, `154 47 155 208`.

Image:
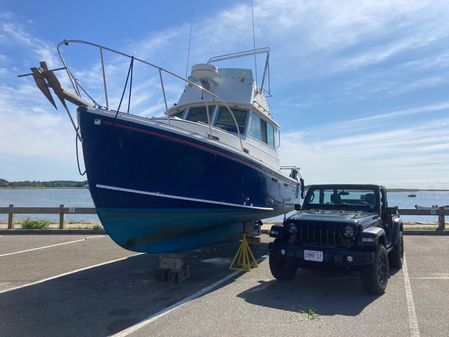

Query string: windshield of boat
185 106 216 123
214 106 247 134
303 186 379 212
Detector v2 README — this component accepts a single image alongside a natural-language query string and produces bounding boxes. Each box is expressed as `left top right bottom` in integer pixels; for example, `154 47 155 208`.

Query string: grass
300 308 320 321
67 220 97 224
21 218 50 229
406 226 438 231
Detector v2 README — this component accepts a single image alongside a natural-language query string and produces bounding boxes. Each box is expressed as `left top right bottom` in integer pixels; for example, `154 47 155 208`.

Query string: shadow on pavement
238 268 382 316
0 241 268 337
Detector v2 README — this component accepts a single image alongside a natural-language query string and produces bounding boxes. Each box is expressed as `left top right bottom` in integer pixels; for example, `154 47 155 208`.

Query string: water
0 189 448 224
0 188 97 223
388 191 448 223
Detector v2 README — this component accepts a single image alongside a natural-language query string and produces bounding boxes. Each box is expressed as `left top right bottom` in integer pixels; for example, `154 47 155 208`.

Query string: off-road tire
389 231 404 269
360 244 389 295
269 253 297 281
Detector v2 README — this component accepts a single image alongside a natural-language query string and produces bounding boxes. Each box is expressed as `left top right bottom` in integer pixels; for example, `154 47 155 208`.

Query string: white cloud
280 112 449 188
301 101 449 140
0 20 59 68
0 83 80 180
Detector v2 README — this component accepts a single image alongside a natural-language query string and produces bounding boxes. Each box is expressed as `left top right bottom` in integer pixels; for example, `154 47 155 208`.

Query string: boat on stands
23 40 303 253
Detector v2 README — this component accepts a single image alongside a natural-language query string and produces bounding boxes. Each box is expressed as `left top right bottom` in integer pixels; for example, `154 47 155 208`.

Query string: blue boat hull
78 107 300 253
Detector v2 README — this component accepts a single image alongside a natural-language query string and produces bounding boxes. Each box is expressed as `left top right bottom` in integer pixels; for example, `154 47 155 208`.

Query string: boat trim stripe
96 184 274 211
99 117 296 187
101 119 261 174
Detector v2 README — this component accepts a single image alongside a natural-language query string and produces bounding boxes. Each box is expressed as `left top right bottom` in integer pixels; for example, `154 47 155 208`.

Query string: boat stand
229 225 258 272
155 253 191 284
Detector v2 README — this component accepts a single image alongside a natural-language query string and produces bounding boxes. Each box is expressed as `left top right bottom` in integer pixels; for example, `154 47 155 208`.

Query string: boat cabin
164 63 281 167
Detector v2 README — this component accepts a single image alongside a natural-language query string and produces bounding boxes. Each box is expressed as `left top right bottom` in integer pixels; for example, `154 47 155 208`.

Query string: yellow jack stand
229 233 258 272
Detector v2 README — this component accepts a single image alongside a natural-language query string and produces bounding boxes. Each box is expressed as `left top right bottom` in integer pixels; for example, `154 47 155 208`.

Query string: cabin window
274 128 280 148
214 107 247 134
249 113 266 143
171 110 185 118
248 112 276 148
186 106 215 124
267 123 275 148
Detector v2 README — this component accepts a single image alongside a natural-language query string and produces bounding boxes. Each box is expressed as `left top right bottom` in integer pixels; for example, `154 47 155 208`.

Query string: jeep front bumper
268 242 375 267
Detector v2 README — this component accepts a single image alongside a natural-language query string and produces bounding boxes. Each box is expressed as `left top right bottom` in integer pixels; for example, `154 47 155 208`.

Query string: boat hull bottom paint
97 207 283 253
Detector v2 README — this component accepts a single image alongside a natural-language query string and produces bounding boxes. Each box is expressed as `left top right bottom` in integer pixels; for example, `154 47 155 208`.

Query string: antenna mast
251 0 258 90
185 10 194 79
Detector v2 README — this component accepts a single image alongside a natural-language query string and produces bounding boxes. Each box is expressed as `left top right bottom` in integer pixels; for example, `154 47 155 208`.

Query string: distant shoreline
1 187 448 192
0 186 88 189
0 179 88 189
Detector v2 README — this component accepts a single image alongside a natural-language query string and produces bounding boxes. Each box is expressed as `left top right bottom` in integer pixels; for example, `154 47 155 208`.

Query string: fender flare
391 218 403 246
359 227 386 247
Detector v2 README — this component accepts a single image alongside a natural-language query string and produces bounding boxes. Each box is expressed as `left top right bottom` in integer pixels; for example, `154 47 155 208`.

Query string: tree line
0 178 88 188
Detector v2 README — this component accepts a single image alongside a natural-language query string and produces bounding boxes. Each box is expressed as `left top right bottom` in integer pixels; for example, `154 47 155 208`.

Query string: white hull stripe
96 184 274 211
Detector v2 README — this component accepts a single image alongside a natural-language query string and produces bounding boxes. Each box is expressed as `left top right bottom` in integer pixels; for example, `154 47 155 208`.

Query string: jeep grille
295 222 342 248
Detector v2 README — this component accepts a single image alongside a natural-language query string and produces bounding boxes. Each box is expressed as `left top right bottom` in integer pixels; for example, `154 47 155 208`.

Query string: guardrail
398 208 447 230
0 204 96 229
0 206 447 230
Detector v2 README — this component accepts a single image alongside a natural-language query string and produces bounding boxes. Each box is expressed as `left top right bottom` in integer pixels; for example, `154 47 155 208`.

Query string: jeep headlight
286 222 297 243
269 224 284 239
286 222 297 235
343 225 354 239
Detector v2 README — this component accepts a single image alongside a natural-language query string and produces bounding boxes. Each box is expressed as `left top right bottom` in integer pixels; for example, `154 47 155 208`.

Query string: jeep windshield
303 186 379 212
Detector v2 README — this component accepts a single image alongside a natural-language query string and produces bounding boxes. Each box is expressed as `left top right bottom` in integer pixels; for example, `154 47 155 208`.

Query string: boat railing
56 39 244 150
208 47 271 96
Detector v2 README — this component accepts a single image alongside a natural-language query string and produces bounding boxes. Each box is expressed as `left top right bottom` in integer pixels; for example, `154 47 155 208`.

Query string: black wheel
360 244 389 295
269 253 297 281
389 231 404 269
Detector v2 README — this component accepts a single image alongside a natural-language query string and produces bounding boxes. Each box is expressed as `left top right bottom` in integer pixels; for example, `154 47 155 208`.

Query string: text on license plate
304 250 323 262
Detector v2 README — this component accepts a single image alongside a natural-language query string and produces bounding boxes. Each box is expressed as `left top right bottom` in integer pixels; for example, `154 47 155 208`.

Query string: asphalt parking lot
0 234 448 337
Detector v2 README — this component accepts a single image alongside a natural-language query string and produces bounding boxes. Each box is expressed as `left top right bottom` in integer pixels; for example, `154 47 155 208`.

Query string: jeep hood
289 210 378 225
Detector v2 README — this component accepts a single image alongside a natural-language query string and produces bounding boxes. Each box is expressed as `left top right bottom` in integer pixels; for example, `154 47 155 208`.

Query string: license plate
304 250 323 262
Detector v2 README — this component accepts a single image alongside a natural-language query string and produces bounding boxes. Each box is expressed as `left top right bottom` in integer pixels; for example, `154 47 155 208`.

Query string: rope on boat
75 127 86 176
127 57 134 114
115 56 134 118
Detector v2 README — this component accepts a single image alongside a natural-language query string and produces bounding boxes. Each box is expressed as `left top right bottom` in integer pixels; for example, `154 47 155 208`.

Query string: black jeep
268 184 403 294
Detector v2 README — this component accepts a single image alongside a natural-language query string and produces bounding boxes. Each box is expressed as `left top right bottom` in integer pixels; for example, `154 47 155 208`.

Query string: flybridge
18 40 272 144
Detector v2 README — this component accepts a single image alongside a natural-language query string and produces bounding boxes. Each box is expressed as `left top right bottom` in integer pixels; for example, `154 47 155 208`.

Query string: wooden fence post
8 204 15 229
438 214 445 230
59 204 65 229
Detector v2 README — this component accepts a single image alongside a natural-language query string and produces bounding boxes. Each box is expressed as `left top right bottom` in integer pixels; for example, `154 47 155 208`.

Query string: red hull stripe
101 119 292 185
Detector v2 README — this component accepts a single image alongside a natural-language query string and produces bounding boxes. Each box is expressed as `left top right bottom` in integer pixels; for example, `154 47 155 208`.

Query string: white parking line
112 255 268 337
411 277 449 280
112 270 240 337
403 256 421 337
0 253 142 295
0 235 105 257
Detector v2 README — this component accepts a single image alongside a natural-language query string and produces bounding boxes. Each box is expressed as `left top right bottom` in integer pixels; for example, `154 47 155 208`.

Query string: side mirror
388 206 398 214
294 204 302 211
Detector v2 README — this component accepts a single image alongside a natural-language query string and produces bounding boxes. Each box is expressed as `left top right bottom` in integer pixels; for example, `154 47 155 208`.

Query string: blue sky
1 0 449 188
